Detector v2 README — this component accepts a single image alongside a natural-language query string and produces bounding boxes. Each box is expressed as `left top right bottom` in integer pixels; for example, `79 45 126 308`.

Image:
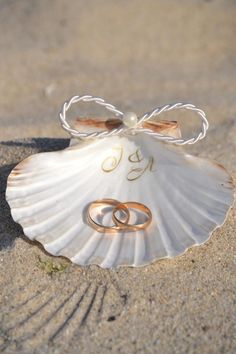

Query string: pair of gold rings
87 199 152 233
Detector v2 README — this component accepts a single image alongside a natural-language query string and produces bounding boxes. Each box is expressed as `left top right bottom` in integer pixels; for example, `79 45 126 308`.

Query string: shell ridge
142 230 155 265
175 163 233 199
133 231 146 266
112 232 126 268
6 155 96 194
6 175 80 205
9 169 99 219
100 233 123 268
70 231 104 265
43 221 84 254
157 167 217 244
158 173 212 245
173 174 230 224
173 168 234 214
22 183 100 238
148 188 179 257
155 203 189 254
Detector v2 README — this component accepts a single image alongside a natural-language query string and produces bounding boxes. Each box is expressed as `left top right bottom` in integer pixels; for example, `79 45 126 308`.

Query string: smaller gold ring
87 199 130 233
112 202 152 231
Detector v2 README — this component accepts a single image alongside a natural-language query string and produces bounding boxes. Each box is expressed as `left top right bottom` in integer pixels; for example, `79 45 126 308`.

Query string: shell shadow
1 137 69 151
0 162 22 250
0 138 69 251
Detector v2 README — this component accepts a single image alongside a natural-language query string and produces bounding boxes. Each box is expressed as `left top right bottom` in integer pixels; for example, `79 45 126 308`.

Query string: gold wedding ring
87 199 152 233
112 202 152 231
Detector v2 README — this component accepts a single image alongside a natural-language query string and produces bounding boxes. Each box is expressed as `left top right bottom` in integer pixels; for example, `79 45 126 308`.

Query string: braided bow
59 95 209 145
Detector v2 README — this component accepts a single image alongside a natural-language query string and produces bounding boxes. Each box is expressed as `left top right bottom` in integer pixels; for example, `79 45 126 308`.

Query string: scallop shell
6 123 234 268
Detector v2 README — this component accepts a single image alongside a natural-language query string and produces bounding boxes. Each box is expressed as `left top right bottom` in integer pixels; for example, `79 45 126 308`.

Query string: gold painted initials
127 157 155 181
128 149 144 163
101 146 123 172
101 147 156 181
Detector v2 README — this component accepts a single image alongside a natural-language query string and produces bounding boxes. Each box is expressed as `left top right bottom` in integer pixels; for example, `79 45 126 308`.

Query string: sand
0 0 235 353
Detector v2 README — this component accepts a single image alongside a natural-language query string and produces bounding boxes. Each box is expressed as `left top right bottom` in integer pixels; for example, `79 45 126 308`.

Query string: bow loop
59 95 208 145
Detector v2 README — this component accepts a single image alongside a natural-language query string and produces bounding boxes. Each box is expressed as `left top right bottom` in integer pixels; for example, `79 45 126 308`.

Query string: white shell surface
6 134 234 268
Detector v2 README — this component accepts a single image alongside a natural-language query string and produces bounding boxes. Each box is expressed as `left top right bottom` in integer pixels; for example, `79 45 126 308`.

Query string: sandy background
0 0 236 353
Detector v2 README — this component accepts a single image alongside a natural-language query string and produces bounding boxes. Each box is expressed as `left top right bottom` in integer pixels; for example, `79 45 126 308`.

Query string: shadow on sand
0 138 69 250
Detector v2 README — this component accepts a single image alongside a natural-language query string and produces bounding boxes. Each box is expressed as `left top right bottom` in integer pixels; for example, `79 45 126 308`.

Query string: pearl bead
123 112 138 128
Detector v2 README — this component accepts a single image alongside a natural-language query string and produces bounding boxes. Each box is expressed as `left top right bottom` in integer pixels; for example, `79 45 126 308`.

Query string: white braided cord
59 95 209 145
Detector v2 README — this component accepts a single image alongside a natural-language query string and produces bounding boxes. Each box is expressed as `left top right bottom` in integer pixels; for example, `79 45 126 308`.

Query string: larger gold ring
87 199 130 233
112 202 152 231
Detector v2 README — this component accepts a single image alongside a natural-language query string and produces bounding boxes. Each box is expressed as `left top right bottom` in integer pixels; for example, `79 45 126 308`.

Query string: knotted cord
59 94 209 145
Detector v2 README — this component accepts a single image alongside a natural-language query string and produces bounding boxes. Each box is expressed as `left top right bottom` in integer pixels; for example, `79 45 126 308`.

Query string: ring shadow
0 138 69 251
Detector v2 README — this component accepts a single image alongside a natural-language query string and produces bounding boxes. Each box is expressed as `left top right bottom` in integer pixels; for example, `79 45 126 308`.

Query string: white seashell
6 126 234 268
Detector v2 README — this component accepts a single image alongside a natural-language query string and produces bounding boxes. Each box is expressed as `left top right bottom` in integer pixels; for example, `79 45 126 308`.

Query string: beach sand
0 1 235 353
